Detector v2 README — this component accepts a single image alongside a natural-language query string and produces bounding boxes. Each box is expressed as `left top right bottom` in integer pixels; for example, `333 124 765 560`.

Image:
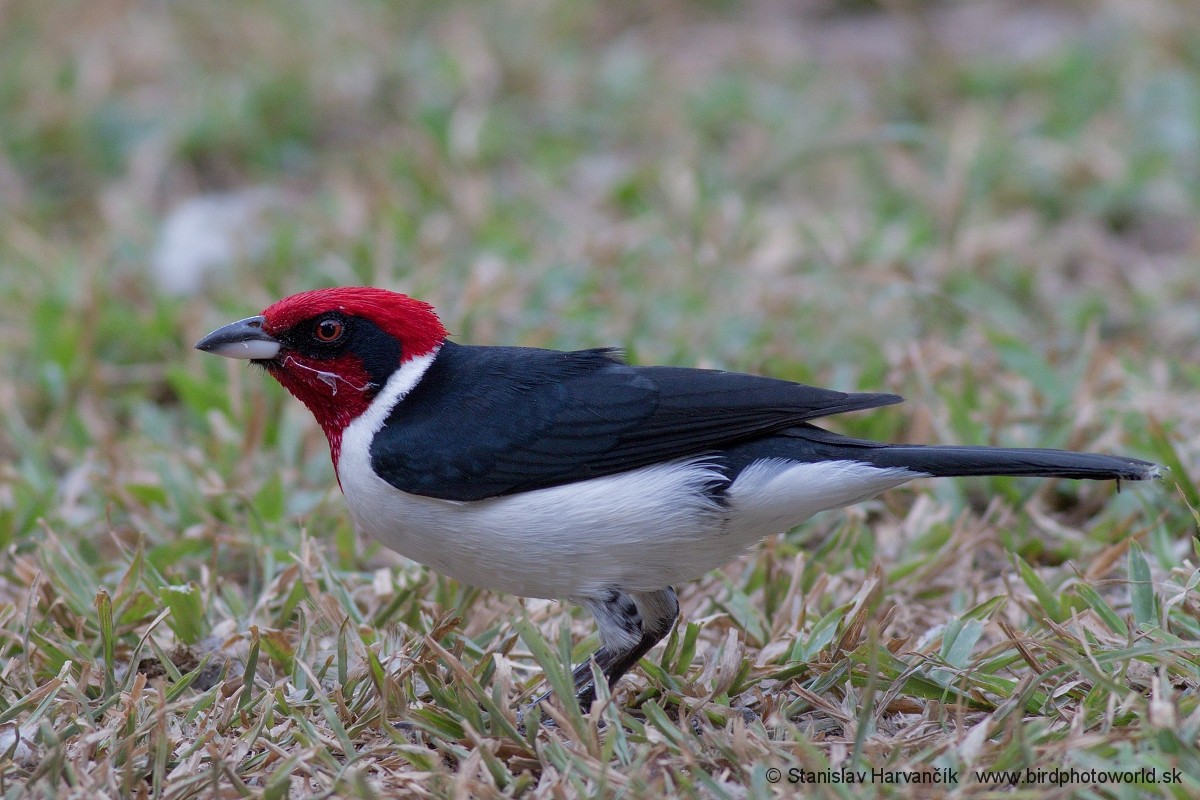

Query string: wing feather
369 342 901 500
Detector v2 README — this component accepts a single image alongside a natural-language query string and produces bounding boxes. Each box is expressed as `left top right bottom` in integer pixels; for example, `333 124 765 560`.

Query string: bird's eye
314 318 344 343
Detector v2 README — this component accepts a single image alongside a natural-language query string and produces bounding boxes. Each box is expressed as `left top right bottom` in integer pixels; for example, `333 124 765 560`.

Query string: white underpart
338 351 923 600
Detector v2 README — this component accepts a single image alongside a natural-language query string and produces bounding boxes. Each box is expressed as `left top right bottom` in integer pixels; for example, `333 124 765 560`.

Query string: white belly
337 450 916 599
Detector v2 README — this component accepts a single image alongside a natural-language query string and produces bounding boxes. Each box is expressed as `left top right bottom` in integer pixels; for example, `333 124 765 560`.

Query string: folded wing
369 342 902 500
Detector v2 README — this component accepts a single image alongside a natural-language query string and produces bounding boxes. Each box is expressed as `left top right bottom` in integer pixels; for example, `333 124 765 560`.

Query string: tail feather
751 424 1162 483
857 444 1161 482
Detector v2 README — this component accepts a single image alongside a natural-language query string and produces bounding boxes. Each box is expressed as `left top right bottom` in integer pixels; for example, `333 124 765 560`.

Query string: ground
1 0 1198 798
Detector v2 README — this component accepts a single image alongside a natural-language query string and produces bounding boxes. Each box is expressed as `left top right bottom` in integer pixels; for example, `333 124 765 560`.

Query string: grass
1 0 1199 797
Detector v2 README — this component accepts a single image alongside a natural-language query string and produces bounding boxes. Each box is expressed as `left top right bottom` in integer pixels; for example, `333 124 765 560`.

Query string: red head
196 287 447 464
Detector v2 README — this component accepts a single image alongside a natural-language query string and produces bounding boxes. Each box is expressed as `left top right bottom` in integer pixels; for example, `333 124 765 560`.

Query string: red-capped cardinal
197 287 1159 707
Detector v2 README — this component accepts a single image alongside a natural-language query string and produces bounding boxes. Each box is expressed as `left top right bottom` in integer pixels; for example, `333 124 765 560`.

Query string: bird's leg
573 587 679 710
522 588 678 721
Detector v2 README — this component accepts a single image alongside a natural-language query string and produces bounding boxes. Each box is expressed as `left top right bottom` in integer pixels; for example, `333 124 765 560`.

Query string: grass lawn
1 1 1198 797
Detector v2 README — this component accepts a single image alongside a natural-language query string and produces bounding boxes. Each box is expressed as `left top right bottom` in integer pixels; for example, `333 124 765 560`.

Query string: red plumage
262 287 446 361
257 288 448 467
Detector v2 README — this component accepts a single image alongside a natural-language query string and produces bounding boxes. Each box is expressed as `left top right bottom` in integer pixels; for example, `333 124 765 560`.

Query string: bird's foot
515 687 594 729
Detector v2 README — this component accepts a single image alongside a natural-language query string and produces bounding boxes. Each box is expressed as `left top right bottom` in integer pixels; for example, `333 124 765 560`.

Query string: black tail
739 424 1162 482
855 443 1160 481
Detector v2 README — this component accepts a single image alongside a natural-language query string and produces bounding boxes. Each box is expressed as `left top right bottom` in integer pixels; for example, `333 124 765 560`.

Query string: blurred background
5 0 1198 348
1 0 1198 792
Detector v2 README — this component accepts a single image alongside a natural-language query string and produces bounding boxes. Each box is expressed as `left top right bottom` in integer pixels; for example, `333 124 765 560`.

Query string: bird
196 286 1160 709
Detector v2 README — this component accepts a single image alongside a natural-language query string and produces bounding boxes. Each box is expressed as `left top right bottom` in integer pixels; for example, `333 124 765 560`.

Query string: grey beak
195 316 281 361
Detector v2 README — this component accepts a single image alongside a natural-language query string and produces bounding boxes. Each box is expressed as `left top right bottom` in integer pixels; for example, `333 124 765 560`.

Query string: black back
368 342 901 500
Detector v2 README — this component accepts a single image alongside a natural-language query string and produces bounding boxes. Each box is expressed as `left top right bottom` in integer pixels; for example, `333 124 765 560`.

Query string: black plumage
370 342 1157 501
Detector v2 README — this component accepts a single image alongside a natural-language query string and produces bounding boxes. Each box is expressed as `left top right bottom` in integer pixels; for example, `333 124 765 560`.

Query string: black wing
369 341 902 500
